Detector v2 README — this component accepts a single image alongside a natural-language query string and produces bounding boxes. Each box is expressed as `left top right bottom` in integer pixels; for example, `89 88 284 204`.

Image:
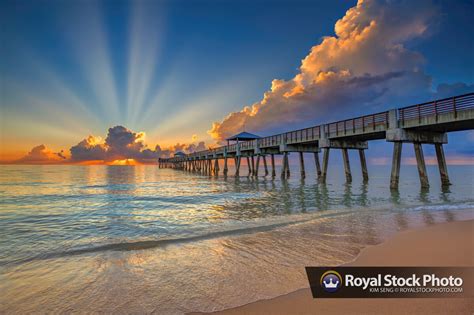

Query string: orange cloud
14 144 66 164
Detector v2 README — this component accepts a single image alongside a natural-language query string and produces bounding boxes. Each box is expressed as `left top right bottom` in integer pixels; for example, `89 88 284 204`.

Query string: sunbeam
2 52 104 143
60 1 121 123
143 75 260 146
127 0 166 127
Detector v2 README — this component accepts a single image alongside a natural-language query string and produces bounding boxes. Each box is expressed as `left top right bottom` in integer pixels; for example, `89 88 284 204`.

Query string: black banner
306 267 473 298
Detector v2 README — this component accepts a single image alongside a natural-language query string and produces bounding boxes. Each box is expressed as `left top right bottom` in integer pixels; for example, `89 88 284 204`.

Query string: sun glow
109 159 139 166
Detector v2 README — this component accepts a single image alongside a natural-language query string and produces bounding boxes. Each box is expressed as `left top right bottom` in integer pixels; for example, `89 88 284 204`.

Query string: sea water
0 163 473 313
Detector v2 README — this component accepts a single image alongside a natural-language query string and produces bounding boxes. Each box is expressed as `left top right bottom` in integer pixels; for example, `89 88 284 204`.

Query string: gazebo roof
174 151 186 157
226 131 261 141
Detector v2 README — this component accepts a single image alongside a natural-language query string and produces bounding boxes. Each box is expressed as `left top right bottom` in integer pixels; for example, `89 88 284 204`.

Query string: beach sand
195 219 474 315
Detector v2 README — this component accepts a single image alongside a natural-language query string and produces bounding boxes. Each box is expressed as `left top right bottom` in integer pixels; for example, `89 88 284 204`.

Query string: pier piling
321 148 330 183
271 154 276 177
281 152 288 179
414 143 429 188
251 156 256 176
214 159 219 176
235 156 241 176
359 149 369 182
255 156 260 176
247 157 251 176
299 152 305 179
435 143 451 186
314 152 321 179
390 142 402 189
342 148 352 183
223 157 228 176
263 155 269 176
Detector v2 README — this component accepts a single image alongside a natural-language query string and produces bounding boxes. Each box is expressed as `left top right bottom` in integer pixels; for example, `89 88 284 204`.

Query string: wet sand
197 219 474 315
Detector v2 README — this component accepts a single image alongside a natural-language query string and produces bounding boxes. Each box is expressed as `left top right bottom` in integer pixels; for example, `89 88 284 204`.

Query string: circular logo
320 270 342 293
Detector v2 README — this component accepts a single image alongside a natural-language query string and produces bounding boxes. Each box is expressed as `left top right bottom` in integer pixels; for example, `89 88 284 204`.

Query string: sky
0 0 473 164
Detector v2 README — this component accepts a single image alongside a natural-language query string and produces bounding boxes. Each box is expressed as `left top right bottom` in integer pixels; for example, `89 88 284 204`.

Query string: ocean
0 163 473 314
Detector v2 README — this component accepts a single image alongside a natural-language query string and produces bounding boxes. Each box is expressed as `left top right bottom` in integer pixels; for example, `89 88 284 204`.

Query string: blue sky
0 0 473 162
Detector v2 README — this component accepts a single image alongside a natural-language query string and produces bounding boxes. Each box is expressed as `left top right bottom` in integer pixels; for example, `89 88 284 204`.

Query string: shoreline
193 219 474 315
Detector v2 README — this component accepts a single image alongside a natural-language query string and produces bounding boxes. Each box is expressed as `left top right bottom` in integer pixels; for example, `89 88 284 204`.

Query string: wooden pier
159 93 474 188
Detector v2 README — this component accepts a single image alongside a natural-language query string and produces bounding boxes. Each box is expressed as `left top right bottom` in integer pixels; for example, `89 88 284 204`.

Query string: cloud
9 125 209 164
208 0 472 141
70 135 107 161
67 125 207 164
15 144 66 164
185 141 207 153
70 126 164 163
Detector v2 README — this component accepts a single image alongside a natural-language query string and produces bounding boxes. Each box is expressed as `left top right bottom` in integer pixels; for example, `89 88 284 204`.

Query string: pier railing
399 93 474 127
260 134 282 147
327 111 390 137
282 125 321 144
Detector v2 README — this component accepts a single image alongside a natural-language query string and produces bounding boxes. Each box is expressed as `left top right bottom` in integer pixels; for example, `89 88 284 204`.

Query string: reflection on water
0 164 473 314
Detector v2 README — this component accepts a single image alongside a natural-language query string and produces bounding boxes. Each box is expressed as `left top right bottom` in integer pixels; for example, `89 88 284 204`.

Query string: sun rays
127 0 166 127
0 0 272 160
2 1 175 158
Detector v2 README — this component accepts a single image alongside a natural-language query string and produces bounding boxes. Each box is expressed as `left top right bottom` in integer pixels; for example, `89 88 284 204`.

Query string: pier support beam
321 148 330 183
235 156 241 176
281 152 289 179
390 142 402 189
358 149 369 182
280 153 286 179
414 143 429 188
299 152 305 179
214 159 219 176
223 157 228 176
285 153 290 178
255 156 260 176
271 154 276 177
247 157 251 176
435 143 451 186
251 156 256 176
314 152 321 179
342 148 352 183
263 155 269 176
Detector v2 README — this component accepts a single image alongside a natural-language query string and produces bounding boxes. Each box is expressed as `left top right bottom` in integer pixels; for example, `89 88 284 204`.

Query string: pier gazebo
226 131 261 146
173 151 186 157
